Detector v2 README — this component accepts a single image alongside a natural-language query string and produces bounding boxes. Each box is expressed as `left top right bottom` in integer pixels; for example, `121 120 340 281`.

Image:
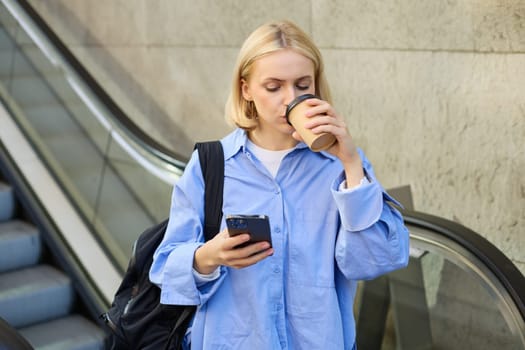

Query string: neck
248 129 297 151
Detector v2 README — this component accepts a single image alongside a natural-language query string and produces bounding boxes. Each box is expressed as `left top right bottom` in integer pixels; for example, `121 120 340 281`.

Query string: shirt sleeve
331 149 409 280
149 150 226 305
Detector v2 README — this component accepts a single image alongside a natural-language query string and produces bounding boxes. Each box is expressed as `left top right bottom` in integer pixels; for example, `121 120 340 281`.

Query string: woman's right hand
193 229 273 274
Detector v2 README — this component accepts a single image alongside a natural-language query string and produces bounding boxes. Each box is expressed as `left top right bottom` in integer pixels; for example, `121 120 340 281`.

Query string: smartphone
226 214 272 248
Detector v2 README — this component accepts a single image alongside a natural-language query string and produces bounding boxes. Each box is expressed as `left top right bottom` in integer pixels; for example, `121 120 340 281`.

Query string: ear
241 79 252 101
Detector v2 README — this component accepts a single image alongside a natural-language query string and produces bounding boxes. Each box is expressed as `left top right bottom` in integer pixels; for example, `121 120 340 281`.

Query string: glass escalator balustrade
356 223 525 350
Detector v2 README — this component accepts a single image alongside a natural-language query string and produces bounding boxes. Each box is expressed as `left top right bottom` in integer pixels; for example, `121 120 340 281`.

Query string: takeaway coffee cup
285 94 337 152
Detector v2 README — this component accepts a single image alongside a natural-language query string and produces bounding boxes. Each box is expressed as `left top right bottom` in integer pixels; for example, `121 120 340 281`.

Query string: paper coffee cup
285 94 337 152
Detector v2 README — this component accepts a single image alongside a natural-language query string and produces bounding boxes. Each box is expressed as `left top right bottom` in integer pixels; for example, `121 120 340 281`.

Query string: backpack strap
194 141 224 242
164 141 224 349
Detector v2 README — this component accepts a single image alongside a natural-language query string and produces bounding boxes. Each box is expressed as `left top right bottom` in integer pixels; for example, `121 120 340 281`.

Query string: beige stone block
27 0 89 45
471 0 525 52
145 0 311 46
322 49 525 266
128 46 237 149
81 0 147 45
29 0 147 46
313 0 525 52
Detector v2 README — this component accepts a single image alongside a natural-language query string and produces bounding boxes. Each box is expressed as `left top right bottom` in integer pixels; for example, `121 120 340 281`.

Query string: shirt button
274 227 281 233
273 267 280 273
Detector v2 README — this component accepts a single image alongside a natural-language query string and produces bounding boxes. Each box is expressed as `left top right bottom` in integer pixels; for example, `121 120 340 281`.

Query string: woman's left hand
291 98 364 183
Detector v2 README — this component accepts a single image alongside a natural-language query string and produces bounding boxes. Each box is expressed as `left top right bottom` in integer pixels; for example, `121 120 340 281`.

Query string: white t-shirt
246 139 294 178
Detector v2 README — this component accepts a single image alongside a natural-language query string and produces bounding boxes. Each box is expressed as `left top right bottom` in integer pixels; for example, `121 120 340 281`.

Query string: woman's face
241 49 315 141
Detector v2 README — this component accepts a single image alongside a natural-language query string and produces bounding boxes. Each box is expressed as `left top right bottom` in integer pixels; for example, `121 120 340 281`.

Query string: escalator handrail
10 0 188 168
402 208 525 321
0 317 33 350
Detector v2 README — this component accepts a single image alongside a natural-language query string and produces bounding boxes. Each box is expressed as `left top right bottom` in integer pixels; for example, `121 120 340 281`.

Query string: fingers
292 130 304 142
305 114 345 130
302 99 345 131
226 243 273 269
304 98 340 120
214 230 273 268
303 112 348 139
221 229 251 250
300 98 358 158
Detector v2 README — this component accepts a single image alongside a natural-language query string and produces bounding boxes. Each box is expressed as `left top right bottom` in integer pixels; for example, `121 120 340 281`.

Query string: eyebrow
262 75 313 83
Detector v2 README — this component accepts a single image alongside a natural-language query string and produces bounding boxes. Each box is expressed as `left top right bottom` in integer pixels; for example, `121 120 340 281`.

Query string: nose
284 86 298 107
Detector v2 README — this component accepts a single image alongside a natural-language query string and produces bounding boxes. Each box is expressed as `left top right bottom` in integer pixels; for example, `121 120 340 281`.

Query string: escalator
0 0 523 349
0 167 106 348
0 0 182 347
356 208 525 349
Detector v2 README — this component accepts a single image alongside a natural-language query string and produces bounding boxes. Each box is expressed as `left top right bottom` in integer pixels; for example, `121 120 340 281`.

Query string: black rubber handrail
14 0 188 167
0 317 33 350
402 209 525 321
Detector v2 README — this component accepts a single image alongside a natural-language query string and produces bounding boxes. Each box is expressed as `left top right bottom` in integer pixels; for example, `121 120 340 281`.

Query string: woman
150 20 409 349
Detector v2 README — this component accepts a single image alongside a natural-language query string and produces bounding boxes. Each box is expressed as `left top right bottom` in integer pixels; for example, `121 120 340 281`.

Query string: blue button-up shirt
150 128 409 349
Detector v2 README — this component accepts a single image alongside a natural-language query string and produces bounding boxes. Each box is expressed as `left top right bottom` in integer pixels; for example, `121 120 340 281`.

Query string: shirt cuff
332 172 383 231
338 176 369 192
158 242 202 305
193 267 221 285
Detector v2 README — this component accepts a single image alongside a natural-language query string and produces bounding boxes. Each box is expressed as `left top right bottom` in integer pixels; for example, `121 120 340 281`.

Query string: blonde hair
225 20 332 130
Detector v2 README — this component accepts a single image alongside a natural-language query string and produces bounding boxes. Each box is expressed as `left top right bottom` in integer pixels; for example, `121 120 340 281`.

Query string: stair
0 180 107 349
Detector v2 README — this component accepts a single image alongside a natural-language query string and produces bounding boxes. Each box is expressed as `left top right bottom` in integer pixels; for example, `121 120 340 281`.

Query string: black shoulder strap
195 141 224 242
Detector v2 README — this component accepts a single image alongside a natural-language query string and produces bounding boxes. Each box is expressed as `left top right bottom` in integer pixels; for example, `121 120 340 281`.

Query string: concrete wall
27 0 524 275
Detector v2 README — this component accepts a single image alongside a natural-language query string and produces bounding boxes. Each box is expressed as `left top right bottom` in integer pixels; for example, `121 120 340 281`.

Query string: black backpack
101 141 224 350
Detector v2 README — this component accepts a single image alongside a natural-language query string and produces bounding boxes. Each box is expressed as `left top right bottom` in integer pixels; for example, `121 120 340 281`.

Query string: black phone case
226 215 272 247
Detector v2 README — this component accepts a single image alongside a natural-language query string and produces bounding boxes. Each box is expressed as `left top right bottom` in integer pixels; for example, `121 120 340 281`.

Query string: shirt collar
221 128 337 161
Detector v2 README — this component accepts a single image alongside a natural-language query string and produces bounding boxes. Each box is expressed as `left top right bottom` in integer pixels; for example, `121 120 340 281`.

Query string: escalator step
0 264 74 328
19 314 106 350
0 220 41 273
0 181 14 222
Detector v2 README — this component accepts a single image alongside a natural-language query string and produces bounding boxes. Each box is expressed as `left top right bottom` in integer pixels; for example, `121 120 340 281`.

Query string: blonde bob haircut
225 20 332 130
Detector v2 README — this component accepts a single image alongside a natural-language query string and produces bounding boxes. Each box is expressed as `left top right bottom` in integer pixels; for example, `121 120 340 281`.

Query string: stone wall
27 0 524 275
